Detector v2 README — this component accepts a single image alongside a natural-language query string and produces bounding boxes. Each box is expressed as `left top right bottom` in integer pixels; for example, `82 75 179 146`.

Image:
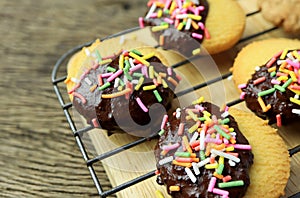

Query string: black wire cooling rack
51 9 300 198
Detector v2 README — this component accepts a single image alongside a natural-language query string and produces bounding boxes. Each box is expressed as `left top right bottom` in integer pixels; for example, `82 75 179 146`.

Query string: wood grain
1 0 300 198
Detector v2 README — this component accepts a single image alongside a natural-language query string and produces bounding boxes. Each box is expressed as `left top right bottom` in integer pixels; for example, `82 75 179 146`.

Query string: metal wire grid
51 10 300 198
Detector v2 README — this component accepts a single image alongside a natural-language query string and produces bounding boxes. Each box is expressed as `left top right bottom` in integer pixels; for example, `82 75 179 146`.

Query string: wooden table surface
1 0 300 198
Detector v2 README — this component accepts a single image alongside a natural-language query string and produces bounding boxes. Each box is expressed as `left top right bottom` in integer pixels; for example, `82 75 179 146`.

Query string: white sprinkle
227 75 233 81
159 156 174 166
185 18 192 30
192 0 200 4
294 94 299 99
292 109 300 115
199 129 205 150
287 52 295 61
129 58 135 68
71 77 80 84
131 79 139 85
228 160 236 167
210 149 240 163
84 77 92 86
119 35 125 45
185 167 197 183
84 48 91 56
277 60 285 65
145 3 157 19
192 162 200 175
255 66 261 71
230 132 237 136
176 108 181 119
221 111 229 118
114 78 120 88
197 158 210 168
176 14 188 19
189 132 199 143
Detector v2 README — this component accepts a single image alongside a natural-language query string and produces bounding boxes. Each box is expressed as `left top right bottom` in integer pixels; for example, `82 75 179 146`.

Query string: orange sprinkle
167 76 178 87
213 172 224 179
169 186 180 192
172 160 192 168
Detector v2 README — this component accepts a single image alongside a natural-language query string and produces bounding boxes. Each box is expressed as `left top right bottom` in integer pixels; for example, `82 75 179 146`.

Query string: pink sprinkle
167 67 173 75
286 59 300 68
195 104 204 112
240 92 246 100
101 72 113 78
208 177 217 192
136 97 148 112
92 62 99 70
129 63 143 73
188 6 196 15
73 92 87 104
197 6 205 11
222 175 232 182
164 0 172 11
149 13 158 18
230 144 252 150
198 22 205 30
107 70 123 82
139 17 145 28
213 188 229 196
271 79 280 85
276 72 288 77
238 83 247 89
141 66 148 78
273 50 283 58
68 83 81 94
192 32 203 40
266 57 276 67
162 142 180 151
224 106 229 112
276 114 282 127
223 138 229 145
164 17 174 24
176 74 182 81
161 115 168 129
185 108 199 113
204 28 210 39
205 138 222 144
253 76 266 85
92 118 99 128
176 0 182 8
178 123 185 136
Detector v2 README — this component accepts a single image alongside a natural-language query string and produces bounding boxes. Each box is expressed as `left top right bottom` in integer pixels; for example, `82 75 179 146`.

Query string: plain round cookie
232 38 300 87
202 0 246 54
229 108 290 198
257 0 300 34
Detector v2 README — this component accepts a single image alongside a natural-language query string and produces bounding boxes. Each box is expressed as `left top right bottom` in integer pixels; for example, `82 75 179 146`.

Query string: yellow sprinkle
100 59 112 66
277 76 288 82
169 186 180 192
101 88 131 99
159 35 164 46
135 77 144 91
143 84 156 91
159 72 167 78
205 163 218 169
185 115 192 120
219 156 224 164
149 66 154 79
188 123 199 133
64 76 71 84
281 69 291 74
157 75 162 84
119 54 124 69
292 50 300 60
229 128 234 132
280 49 288 59
89 84 97 92
157 9 163 18
155 190 165 198
169 1 176 13
187 110 198 121
162 79 168 88
142 52 155 60
225 146 234 152
267 66 276 73
129 52 150 66
290 97 300 105
289 71 298 82
167 76 178 87
192 96 204 105
192 48 201 55
279 61 288 70
203 110 211 117
188 14 202 21
182 136 193 153
117 86 123 91
172 160 192 168
177 22 184 31
210 133 216 138
257 96 270 112
152 24 169 32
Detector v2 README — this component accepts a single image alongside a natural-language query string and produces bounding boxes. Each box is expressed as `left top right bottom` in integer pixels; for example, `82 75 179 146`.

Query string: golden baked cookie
229 108 290 198
232 38 300 87
257 0 300 34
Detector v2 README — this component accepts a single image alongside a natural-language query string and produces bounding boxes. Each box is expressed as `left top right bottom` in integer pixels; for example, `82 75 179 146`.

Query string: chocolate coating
73 53 178 137
142 0 209 56
242 49 300 125
155 102 253 198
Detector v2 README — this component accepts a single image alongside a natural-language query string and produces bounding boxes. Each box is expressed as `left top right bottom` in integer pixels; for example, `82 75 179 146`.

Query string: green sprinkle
118 78 124 86
274 84 286 92
160 22 168 26
107 66 116 72
214 125 231 140
258 87 276 97
124 71 132 81
95 49 102 63
158 129 165 136
164 9 170 14
133 72 144 78
124 59 130 71
175 152 191 158
130 49 142 56
216 163 224 175
200 150 206 161
218 180 244 188
282 78 293 89
199 117 206 121
99 82 111 90
270 71 276 77
220 118 230 125
153 90 162 102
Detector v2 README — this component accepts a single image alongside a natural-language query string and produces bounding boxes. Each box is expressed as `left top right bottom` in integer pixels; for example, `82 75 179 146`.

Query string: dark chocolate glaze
242 50 300 125
143 0 209 56
155 102 253 198
73 53 178 137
